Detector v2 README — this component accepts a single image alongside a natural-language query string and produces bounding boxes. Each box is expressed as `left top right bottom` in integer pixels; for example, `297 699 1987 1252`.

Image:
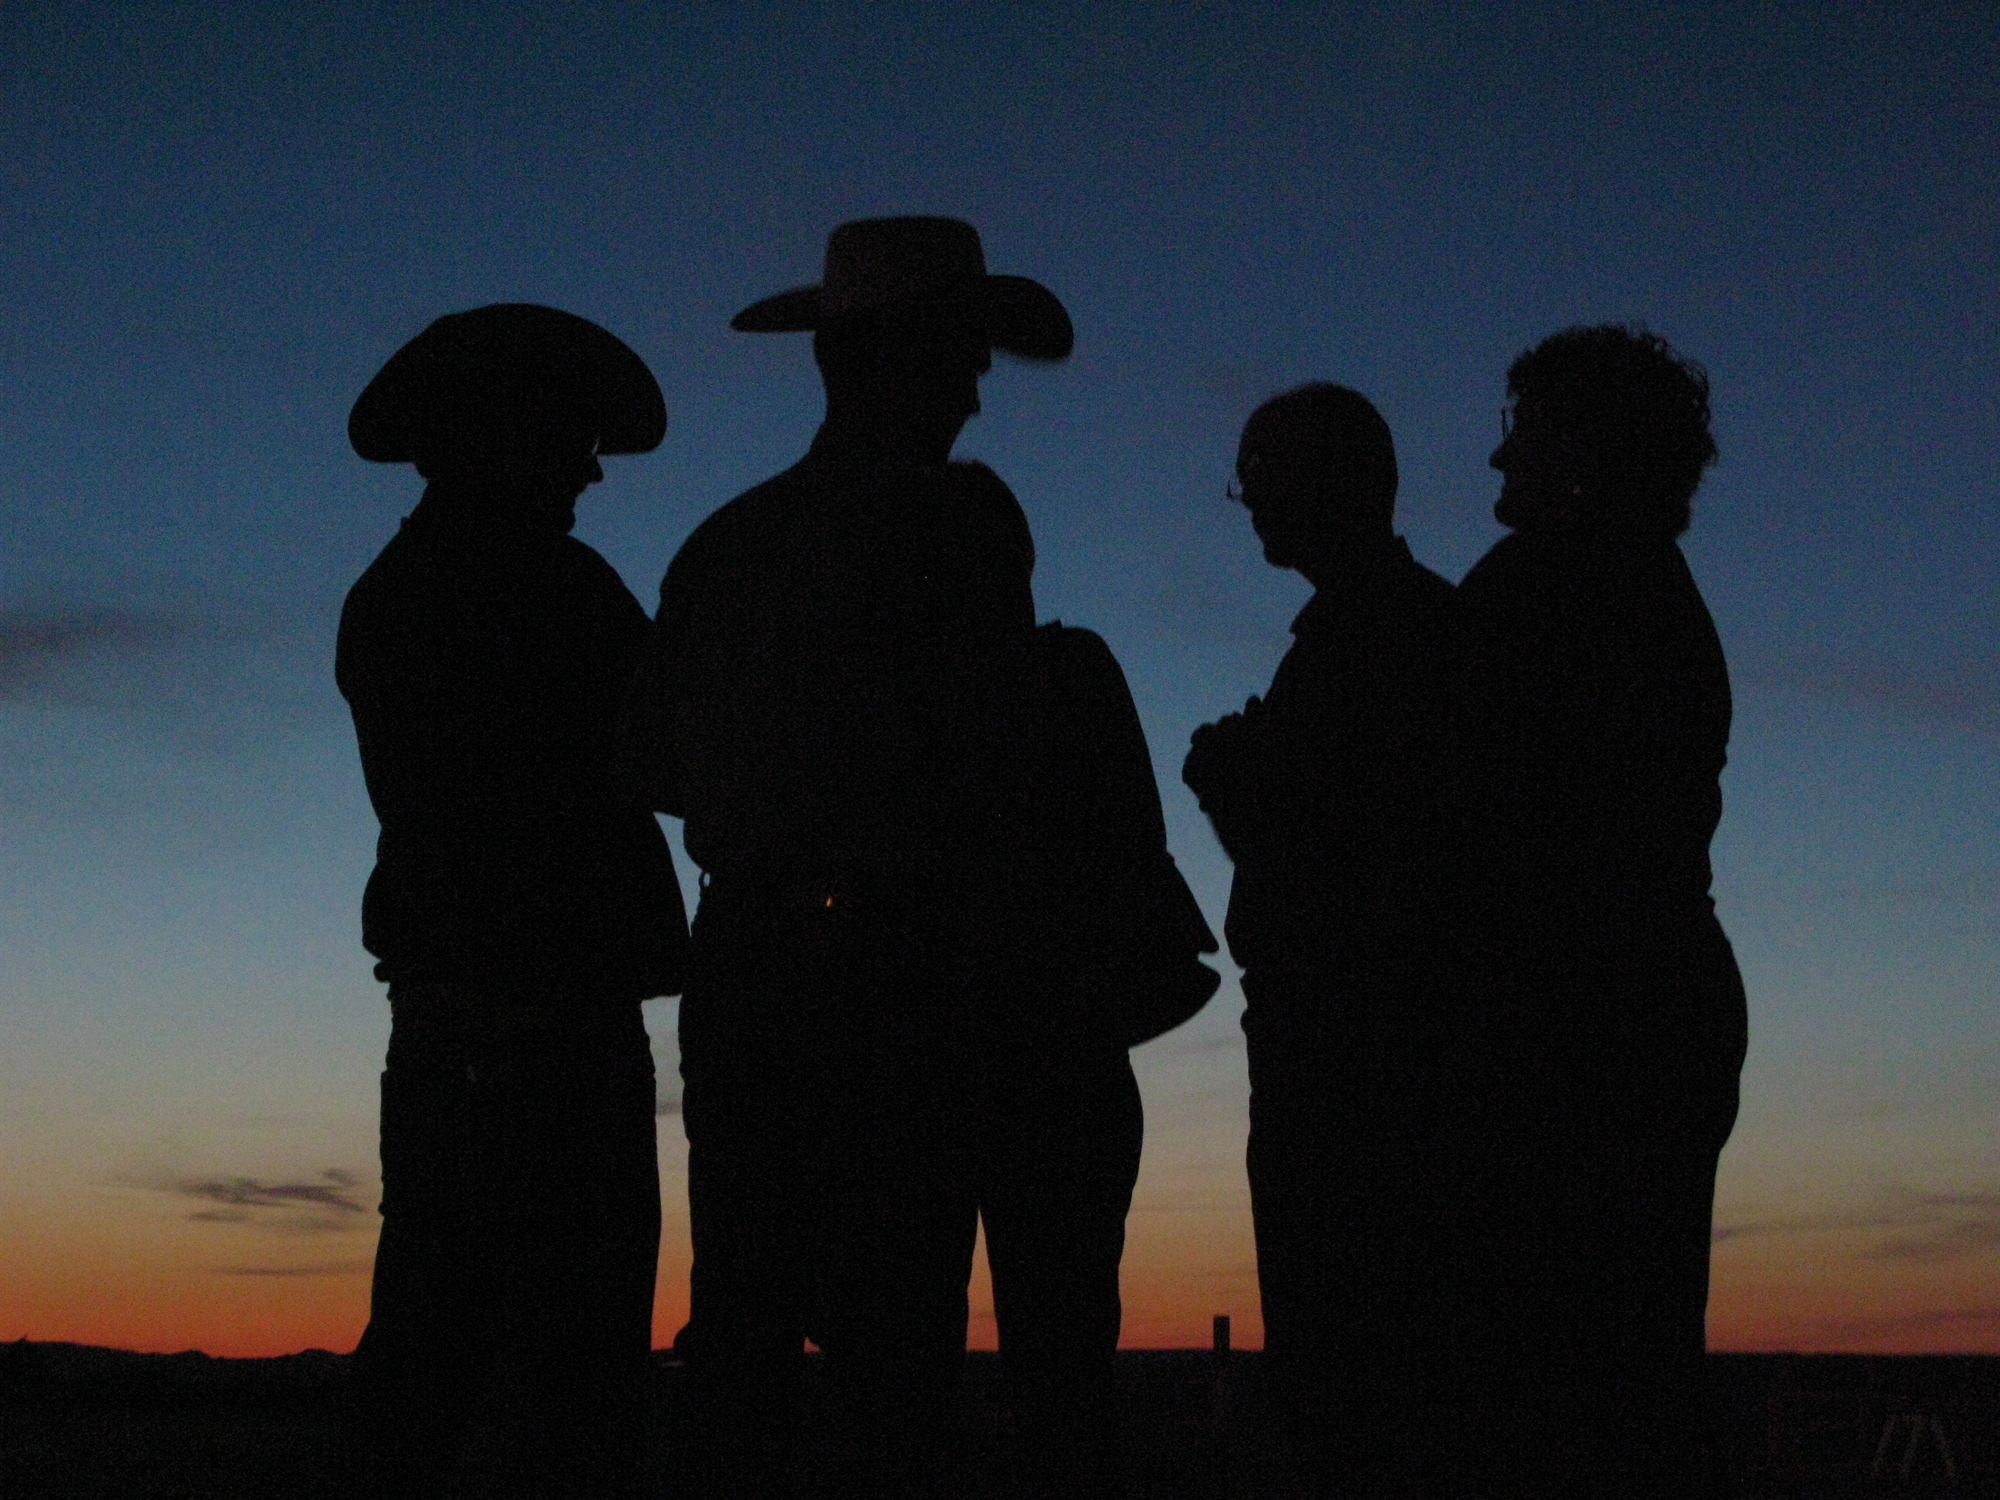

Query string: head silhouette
350 303 664 542
813 300 994 466
1491 323 1716 538
417 420 606 540
1234 383 1399 587
732 217 1072 468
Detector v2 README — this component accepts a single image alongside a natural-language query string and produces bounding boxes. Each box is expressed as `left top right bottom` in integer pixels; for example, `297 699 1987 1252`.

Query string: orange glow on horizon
8 1190 1998 1358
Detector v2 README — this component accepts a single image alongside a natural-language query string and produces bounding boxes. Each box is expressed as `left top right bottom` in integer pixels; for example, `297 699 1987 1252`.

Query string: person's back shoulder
1401 549 1455 609
944 458 1036 577
1380 539 1454 629
659 465 804 621
554 531 633 593
1454 530 1548 608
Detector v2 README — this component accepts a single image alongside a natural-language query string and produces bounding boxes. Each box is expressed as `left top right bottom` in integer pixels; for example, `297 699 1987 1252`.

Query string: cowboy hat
349 303 666 464
730 217 1073 360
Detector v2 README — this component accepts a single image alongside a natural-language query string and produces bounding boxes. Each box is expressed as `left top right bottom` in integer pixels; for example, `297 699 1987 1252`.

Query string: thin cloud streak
177 1169 367 1216
1779 1305 2000 1344
124 1167 374 1237
1715 1186 2000 1264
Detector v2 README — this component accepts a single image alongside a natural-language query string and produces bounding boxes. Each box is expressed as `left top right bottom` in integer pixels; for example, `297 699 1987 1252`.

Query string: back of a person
660 445 1036 884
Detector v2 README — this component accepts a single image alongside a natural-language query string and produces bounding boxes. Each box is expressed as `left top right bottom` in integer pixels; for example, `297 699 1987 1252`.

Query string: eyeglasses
1226 450 1266 506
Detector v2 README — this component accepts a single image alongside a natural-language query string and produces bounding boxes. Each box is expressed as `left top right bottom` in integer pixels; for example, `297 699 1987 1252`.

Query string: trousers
676 875 1141 1499
1243 964 1446 1499
346 983 662 1499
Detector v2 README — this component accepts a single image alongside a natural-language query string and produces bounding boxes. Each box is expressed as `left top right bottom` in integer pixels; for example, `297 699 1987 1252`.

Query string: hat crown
820 217 989 321
348 303 665 465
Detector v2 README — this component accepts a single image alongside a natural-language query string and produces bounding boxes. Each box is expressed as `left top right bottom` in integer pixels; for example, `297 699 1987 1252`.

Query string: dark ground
2 1342 1995 1498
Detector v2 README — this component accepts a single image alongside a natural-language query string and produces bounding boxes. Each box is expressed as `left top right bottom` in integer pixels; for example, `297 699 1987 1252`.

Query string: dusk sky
2 4 1996 1357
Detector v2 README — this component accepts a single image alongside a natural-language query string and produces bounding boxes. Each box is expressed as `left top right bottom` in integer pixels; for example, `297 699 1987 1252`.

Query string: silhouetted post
1209 1315 1235 1433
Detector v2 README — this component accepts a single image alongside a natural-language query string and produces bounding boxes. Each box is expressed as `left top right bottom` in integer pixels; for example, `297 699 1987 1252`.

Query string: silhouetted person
336 305 687 1499
620 217 1083 1498
986 619 1220 1498
1438 324 1746 1498
1182 384 1453 1498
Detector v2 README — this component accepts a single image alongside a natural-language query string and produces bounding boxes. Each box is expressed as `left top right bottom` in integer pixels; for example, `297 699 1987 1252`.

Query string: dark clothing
635 426 1047 1496
627 425 1037 880
637 434 1186 1497
981 1045 1144 1499
1206 535 1455 1497
1222 537 1455 985
336 488 686 1495
672 876 1144 1496
337 486 688 998
1438 527 1748 1498
984 623 1205 1498
347 984 662 1500
1028 622 1221 1051
676 877 998 1498
677 875 1145 1500
1245 965 1458 1499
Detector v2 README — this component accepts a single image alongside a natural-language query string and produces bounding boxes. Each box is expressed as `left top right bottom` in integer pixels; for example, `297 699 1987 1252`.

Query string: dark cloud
0 600 330 742
178 1167 366 1215
1738 648 2000 732
143 1167 372 1236
656 1090 681 1117
1714 1186 2000 1264
1820 870 2000 905
1872 1190 2000 1263
0 608 184 699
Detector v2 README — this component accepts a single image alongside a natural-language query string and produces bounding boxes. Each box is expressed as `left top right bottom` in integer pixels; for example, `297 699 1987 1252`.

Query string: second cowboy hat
349 303 667 466
731 217 1074 360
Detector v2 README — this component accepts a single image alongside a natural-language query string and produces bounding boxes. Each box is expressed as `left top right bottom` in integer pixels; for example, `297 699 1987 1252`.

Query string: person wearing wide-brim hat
621 217 1177 1497
337 304 687 1499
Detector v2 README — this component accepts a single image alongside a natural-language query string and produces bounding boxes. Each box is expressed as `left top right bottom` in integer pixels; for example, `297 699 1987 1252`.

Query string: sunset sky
2 4 1996 1357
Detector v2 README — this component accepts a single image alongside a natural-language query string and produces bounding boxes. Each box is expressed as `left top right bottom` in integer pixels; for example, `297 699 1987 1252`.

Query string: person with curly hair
1438 324 1747 1498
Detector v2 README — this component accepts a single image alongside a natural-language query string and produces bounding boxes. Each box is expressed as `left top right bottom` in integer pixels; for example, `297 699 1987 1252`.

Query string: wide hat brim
731 273 1074 361
350 303 666 464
